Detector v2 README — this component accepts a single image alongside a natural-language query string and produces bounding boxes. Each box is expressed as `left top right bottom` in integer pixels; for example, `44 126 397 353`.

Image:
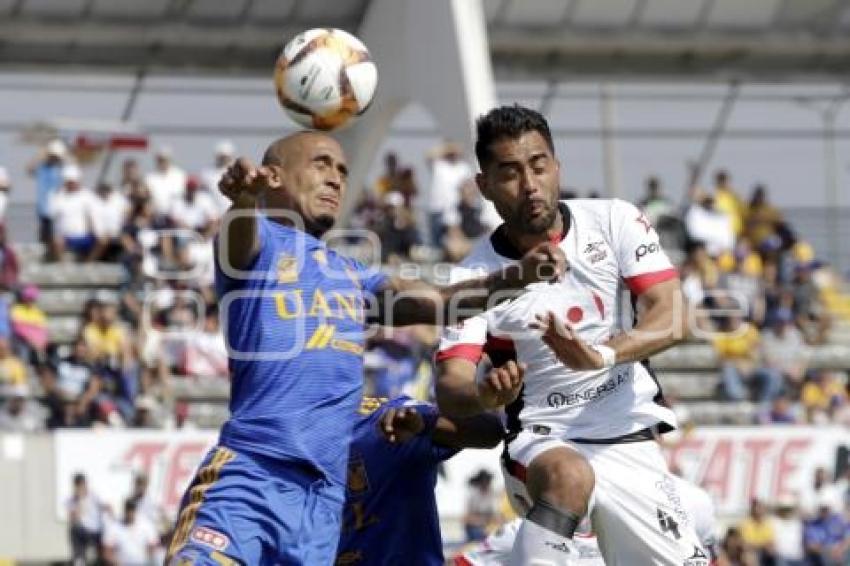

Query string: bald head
261 131 348 237
262 131 342 169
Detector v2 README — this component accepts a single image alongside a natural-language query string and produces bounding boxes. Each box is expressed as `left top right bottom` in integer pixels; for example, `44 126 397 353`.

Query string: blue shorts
167 446 344 565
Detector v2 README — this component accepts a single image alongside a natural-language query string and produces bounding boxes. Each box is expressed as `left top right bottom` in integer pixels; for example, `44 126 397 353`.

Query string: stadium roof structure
2 0 850 78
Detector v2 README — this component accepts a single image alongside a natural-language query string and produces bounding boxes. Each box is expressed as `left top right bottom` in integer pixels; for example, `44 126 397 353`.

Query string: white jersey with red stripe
437 199 678 439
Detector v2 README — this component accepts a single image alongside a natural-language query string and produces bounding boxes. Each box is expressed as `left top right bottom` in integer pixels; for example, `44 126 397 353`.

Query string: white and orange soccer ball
274 28 378 131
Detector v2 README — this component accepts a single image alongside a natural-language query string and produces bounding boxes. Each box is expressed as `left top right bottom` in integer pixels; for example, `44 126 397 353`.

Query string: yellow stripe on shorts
167 446 236 560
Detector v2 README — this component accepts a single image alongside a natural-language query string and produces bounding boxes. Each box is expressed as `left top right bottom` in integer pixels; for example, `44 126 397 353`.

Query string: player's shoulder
567 197 638 222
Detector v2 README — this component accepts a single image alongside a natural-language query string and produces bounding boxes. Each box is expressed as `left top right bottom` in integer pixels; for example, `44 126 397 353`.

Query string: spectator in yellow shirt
739 499 776 564
714 315 783 403
802 370 847 424
82 298 129 371
0 337 27 388
713 169 745 237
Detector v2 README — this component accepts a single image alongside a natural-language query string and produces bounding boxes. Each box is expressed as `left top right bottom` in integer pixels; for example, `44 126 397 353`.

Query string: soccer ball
274 28 378 131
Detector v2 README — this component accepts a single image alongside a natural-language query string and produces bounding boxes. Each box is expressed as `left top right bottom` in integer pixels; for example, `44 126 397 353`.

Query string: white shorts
502 430 710 566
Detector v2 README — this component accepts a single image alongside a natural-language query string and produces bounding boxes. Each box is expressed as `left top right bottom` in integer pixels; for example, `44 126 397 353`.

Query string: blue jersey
336 396 458 566
215 215 387 486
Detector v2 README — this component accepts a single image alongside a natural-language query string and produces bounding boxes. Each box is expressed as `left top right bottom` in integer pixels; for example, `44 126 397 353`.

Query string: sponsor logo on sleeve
635 242 660 262
190 526 229 551
636 213 652 233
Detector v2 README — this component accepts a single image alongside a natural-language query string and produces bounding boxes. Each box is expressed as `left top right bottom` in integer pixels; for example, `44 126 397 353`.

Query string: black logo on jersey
657 508 681 540
583 241 607 264
635 242 660 262
544 541 572 554
683 545 709 566
546 369 630 408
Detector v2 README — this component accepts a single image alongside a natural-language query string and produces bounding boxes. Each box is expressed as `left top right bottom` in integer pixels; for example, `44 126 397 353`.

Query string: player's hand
517 243 568 286
219 157 282 206
476 360 526 409
380 406 425 444
529 311 604 370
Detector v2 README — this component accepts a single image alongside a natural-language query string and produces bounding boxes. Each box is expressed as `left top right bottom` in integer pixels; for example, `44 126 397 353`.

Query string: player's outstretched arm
380 405 504 449
373 242 566 326
218 157 281 270
437 359 525 418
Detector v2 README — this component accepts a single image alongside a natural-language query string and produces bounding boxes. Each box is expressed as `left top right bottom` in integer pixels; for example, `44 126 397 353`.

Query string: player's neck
504 211 565 255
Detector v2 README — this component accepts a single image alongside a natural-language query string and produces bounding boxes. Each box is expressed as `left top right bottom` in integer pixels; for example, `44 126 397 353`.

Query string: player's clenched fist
476 360 526 409
380 406 424 444
219 157 283 206
518 242 568 286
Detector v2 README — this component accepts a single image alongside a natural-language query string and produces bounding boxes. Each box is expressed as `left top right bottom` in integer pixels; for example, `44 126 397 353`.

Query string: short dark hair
475 104 555 167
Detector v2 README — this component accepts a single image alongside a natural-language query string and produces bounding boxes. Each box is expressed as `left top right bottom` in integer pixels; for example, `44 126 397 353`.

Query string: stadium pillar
337 0 497 225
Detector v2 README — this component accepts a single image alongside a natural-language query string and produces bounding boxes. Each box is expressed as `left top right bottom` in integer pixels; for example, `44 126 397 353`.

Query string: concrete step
21 262 126 288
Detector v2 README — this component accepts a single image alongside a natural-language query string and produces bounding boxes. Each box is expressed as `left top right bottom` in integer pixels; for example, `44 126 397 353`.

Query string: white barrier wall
1 427 847 561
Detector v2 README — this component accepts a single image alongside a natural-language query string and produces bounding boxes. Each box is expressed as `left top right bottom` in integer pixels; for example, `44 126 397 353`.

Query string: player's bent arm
221 194 261 271
436 357 485 418
432 412 505 449
605 278 688 364
374 242 566 326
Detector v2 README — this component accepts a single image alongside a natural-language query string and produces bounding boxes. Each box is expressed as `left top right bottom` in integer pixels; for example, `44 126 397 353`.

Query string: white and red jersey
437 199 679 440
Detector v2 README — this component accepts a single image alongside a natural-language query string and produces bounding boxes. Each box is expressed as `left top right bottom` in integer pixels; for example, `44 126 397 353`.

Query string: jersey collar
490 201 570 260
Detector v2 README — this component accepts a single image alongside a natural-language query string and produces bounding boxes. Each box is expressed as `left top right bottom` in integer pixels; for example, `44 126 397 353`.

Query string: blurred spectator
791 264 831 345
0 336 27 388
29 139 68 255
83 297 130 372
132 395 162 428
0 225 20 291
90 182 130 262
713 316 782 403
129 473 164 534
771 496 804 566
745 185 783 248
376 191 420 263
0 165 10 224
396 166 419 207
760 309 809 392
759 394 799 425
713 169 745 237
639 175 673 226
802 371 847 425
426 141 473 249
800 468 843 518
102 499 160 566
739 499 776 565
10 284 48 365
119 158 144 194
66 472 108 566
463 469 497 542
170 175 220 237
373 151 400 197
200 139 236 214
181 308 228 378
803 502 850 566
458 179 487 240
42 338 103 428
722 526 759 566
145 146 186 219
720 243 765 324
685 194 735 257
0 384 44 432
49 164 97 261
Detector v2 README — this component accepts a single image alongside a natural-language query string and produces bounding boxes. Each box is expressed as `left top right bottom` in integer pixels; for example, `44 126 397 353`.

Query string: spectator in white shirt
0 384 45 432
67 472 109 566
685 194 734 257
0 166 10 224
49 164 96 261
102 499 160 566
145 146 186 219
91 182 130 262
169 176 219 237
426 141 473 249
200 140 236 215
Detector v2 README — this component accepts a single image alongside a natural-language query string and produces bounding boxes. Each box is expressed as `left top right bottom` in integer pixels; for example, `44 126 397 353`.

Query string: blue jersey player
336 395 504 566
166 131 565 565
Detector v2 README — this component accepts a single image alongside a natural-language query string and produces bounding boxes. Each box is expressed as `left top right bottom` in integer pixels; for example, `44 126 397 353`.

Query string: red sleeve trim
623 268 679 295
435 344 484 364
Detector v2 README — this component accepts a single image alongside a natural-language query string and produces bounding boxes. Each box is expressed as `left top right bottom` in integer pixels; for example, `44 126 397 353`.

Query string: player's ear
476 172 492 202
